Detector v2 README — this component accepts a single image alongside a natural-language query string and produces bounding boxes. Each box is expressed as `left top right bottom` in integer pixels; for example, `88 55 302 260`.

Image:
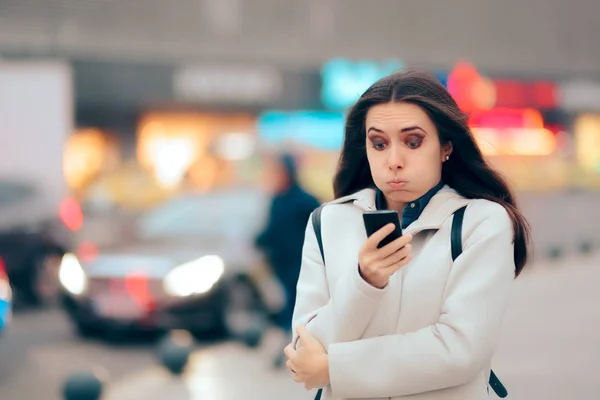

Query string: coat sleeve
291 210 389 349
327 202 516 399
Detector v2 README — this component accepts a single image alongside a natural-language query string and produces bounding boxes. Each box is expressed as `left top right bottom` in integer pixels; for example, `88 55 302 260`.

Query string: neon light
447 62 496 112
321 58 405 110
257 111 346 150
469 108 544 130
59 197 83 232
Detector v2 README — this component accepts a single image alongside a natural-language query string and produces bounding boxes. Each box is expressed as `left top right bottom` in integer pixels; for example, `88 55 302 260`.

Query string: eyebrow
367 126 427 134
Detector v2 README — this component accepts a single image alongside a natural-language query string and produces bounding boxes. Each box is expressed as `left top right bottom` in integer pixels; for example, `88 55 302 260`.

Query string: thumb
296 326 318 347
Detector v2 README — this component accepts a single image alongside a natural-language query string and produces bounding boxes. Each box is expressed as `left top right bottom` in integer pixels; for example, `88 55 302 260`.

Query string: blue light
0 300 9 330
434 71 449 88
321 58 405 110
257 111 346 150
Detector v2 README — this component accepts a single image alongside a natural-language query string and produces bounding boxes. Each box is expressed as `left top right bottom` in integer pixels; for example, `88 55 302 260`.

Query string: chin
383 188 419 204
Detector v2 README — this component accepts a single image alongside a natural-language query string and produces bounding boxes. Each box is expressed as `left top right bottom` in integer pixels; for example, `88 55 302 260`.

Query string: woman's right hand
358 224 413 289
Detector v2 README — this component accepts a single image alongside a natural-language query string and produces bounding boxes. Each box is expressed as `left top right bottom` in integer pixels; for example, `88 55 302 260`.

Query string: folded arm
292 211 388 349
327 204 516 398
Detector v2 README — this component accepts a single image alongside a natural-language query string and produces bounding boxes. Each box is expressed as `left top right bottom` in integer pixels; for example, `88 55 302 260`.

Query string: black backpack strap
311 200 351 265
312 205 329 400
451 206 467 262
311 204 326 265
489 370 508 398
311 205 325 400
450 205 508 398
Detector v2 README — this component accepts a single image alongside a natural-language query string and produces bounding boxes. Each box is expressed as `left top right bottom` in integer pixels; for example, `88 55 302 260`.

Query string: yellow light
137 114 209 188
136 112 257 190
63 129 118 190
472 128 501 155
522 109 545 129
574 115 600 173
472 127 557 156
509 128 556 156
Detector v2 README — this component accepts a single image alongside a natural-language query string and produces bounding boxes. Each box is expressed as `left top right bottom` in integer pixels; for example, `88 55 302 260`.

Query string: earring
445 155 450 161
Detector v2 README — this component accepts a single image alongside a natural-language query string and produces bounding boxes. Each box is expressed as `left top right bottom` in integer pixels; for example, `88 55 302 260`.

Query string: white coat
292 185 516 400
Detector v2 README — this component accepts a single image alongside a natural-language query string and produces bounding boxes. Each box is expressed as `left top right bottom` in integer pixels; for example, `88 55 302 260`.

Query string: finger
368 243 411 272
284 343 296 359
381 243 412 267
286 360 297 373
383 254 413 274
296 326 320 347
376 233 413 258
364 223 396 250
295 326 304 348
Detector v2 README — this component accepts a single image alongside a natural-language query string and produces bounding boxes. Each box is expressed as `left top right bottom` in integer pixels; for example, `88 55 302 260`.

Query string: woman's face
365 101 452 210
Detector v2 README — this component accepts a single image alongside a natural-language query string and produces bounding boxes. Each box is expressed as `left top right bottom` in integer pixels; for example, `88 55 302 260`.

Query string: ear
441 142 453 161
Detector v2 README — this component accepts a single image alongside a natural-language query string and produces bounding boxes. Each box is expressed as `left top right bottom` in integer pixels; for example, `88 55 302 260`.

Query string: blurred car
0 258 12 334
60 187 273 338
0 180 69 306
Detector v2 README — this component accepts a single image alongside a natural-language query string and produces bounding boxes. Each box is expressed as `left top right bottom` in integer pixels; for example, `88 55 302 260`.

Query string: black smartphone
362 210 403 248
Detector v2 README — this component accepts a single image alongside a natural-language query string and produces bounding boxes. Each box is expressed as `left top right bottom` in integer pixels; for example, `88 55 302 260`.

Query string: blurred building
0 0 598 209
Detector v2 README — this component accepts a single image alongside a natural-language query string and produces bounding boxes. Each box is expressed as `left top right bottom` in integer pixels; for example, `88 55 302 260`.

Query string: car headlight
163 255 224 297
59 253 87 295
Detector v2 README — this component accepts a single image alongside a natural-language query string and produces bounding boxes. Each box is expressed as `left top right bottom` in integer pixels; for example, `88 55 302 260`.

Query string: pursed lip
387 180 408 188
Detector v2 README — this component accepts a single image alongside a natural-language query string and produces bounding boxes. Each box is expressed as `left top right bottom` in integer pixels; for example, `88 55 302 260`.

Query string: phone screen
362 210 403 248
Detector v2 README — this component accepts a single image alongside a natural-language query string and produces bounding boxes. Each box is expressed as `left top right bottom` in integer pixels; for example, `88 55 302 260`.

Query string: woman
284 69 530 400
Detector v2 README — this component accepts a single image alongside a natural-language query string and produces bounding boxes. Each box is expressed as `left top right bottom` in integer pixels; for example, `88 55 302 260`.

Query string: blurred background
0 1 599 399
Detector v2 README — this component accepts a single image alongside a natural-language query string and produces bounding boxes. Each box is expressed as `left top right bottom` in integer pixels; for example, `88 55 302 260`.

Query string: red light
77 242 99 263
59 198 84 232
469 108 544 130
532 81 557 109
493 80 527 108
0 257 6 279
544 124 565 135
492 80 557 109
447 61 496 112
448 62 479 113
125 272 154 311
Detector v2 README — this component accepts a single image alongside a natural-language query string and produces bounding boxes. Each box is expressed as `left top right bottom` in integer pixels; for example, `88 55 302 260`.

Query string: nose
388 145 405 170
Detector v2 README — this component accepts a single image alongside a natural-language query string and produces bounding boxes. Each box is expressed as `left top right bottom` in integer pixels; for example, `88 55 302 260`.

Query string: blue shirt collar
376 180 445 229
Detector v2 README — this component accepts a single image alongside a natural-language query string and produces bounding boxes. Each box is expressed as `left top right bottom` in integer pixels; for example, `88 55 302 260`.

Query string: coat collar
376 180 445 229
329 185 471 234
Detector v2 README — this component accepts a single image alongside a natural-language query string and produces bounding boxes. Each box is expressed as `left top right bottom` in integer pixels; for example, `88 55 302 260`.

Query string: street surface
0 254 598 400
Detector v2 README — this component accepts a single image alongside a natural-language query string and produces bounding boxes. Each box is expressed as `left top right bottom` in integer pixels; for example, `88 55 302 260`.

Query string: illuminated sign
447 62 496 112
469 108 556 156
321 58 405 110
447 62 557 111
257 111 345 150
469 108 544 129
574 114 600 173
492 80 557 109
173 64 283 104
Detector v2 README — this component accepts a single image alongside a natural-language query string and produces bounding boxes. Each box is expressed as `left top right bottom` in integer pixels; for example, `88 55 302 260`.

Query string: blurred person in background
255 152 320 368
284 70 531 400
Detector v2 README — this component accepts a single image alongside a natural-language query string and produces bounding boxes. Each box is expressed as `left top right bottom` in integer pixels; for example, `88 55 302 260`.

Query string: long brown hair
333 69 531 276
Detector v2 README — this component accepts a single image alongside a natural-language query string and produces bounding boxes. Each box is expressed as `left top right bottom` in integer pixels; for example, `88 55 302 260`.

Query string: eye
371 141 387 151
406 136 423 149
